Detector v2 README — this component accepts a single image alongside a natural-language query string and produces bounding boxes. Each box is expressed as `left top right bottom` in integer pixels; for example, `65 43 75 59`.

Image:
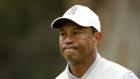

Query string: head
51 5 102 64
59 20 102 64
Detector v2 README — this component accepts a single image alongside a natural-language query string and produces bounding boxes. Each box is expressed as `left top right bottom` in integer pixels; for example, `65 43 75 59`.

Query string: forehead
60 20 84 31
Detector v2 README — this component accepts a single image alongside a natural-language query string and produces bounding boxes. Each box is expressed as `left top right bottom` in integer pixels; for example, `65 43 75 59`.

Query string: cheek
78 38 93 52
59 41 64 54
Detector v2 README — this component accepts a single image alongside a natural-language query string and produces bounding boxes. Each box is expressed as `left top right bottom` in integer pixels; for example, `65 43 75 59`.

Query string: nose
64 35 73 45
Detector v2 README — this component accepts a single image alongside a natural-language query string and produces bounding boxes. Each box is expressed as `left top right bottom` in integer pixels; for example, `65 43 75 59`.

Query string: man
51 5 138 79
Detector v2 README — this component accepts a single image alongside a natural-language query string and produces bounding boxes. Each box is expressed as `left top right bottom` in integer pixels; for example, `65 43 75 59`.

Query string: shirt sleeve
123 72 139 79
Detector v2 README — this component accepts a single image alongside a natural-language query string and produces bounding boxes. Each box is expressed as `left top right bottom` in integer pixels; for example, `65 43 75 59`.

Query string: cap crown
51 5 101 32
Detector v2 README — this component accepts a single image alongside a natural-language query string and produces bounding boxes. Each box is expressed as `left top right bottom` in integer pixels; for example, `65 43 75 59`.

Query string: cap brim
51 17 67 28
51 17 92 29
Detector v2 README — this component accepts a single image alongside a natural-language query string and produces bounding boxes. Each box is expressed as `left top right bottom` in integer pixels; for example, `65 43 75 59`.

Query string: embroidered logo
68 7 77 15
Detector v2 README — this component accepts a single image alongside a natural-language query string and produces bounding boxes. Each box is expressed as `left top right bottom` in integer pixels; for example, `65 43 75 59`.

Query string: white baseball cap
51 5 101 32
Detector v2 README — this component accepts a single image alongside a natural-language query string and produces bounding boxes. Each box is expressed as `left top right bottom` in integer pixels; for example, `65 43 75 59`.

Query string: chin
64 52 76 61
65 53 81 64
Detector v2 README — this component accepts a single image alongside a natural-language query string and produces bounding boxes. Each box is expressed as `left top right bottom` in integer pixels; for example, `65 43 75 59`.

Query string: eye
60 32 66 36
73 31 81 35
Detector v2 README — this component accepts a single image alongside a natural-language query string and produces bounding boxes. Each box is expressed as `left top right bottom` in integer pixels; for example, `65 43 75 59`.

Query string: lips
63 45 78 51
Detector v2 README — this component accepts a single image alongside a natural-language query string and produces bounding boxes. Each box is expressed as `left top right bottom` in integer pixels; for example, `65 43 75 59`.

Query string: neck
69 48 97 78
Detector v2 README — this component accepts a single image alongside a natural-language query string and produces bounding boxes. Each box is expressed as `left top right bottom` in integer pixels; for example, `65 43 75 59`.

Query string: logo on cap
68 7 77 15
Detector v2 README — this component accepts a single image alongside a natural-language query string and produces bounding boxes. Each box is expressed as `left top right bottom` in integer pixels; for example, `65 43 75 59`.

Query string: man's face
59 20 94 63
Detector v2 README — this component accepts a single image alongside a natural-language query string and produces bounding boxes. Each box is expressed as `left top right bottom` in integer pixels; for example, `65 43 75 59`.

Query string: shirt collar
66 53 101 79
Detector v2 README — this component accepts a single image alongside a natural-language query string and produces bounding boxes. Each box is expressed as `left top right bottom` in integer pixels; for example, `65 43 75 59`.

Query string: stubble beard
63 51 83 65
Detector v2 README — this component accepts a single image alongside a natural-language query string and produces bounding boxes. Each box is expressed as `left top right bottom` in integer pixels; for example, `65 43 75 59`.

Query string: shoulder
100 58 131 73
94 58 138 79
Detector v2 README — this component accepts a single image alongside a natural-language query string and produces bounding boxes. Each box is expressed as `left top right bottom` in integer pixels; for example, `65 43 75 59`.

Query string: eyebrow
60 26 84 31
73 26 83 30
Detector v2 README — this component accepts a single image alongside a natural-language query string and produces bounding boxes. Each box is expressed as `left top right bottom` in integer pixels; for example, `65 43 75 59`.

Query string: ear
93 32 102 46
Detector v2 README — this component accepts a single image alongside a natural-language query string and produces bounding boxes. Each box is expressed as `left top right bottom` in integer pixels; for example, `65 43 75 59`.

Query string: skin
59 20 102 78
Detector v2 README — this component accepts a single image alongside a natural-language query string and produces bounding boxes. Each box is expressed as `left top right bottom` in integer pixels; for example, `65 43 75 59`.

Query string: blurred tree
0 0 139 79
0 0 65 79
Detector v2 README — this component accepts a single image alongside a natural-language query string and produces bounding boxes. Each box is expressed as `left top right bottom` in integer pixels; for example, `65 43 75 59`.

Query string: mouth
63 46 78 51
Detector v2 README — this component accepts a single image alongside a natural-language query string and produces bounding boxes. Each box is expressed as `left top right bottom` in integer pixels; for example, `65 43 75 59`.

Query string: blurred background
0 0 140 79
